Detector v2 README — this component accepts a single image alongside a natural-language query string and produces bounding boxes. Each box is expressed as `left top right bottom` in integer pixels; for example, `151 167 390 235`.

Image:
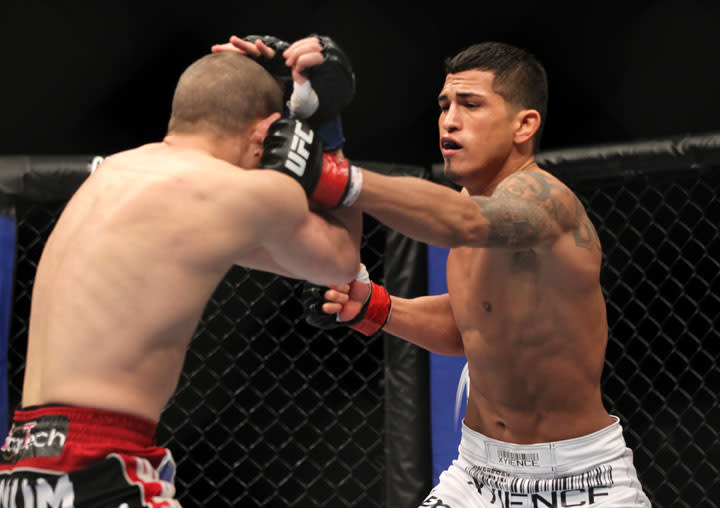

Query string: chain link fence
3 144 720 507
571 168 720 508
8 200 395 507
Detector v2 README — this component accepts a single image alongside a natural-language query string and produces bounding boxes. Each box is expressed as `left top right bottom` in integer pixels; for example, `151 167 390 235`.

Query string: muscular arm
256 204 362 285
356 168 578 249
385 293 464 355
229 170 362 285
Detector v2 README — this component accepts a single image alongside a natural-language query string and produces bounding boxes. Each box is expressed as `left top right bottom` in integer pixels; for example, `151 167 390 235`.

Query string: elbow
428 328 465 356
330 248 361 284
445 221 486 248
431 343 465 356
439 205 489 248
341 252 362 282
439 337 465 356
445 328 466 356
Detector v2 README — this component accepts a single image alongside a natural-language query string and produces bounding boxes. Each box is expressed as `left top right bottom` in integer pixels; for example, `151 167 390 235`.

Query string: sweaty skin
22 141 360 422
336 69 613 443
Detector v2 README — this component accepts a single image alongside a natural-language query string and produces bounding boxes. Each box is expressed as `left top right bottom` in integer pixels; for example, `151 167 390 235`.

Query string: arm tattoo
471 170 579 249
476 196 547 248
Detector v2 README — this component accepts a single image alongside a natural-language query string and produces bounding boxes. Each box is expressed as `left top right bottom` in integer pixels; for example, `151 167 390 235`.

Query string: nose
440 102 460 133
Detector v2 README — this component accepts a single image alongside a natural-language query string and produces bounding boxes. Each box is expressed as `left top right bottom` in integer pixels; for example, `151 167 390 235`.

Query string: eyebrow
437 92 486 102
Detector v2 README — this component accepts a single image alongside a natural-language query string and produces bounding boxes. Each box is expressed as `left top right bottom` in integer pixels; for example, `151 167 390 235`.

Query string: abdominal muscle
447 246 613 443
461 335 613 444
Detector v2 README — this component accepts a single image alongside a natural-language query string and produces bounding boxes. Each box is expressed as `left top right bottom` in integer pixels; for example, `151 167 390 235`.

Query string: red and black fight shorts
0 405 181 507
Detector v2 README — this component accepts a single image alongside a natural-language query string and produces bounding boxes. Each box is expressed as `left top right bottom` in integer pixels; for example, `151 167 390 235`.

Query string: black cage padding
359 162 433 508
537 132 720 177
0 155 98 201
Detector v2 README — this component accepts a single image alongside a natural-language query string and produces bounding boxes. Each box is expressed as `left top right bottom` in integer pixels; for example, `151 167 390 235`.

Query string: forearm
384 294 464 356
355 169 485 248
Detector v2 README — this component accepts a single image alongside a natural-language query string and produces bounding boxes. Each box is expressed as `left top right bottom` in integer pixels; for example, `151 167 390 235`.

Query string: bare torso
22 142 308 422
447 169 613 443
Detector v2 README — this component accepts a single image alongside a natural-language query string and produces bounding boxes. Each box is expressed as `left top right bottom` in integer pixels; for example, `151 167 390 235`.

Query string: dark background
2 0 720 165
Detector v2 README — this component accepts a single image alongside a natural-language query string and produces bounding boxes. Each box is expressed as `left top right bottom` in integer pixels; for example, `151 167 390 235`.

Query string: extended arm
355 168 575 249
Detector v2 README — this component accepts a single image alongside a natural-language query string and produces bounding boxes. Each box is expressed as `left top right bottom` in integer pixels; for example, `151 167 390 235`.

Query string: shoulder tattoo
572 195 602 251
473 170 596 250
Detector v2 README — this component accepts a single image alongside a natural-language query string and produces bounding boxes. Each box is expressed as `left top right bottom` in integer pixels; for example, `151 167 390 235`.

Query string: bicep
473 196 555 248
472 171 575 249
264 207 359 286
227 172 334 281
226 171 358 284
234 247 299 279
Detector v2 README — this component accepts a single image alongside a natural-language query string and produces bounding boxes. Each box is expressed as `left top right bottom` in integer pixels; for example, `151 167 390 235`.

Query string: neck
163 132 248 166
466 154 538 196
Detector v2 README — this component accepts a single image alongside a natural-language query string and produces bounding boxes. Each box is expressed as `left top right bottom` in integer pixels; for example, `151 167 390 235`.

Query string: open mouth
441 139 462 150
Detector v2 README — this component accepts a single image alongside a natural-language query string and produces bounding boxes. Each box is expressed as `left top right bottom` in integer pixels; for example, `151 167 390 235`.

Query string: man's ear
513 109 541 146
250 112 282 145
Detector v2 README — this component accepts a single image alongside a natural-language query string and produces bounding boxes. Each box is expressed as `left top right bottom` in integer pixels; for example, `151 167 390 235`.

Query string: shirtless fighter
0 50 363 506
302 42 653 507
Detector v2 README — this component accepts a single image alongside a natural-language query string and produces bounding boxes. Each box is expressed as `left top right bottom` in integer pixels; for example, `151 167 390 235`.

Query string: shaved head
168 52 283 136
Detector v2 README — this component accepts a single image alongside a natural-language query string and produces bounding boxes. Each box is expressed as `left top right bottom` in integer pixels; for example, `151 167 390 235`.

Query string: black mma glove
244 34 355 123
260 118 362 207
301 264 392 336
303 35 356 127
243 34 354 151
242 35 292 81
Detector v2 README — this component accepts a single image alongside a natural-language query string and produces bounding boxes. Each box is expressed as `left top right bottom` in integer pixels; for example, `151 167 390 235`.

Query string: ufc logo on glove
285 121 314 176
260 117 361 207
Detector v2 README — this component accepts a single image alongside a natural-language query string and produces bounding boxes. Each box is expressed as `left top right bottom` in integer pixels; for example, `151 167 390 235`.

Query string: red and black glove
260 118 362 207
301 265 392 336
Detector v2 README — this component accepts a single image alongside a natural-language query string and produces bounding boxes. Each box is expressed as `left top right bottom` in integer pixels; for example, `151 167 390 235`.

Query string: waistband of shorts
459 416 627 473
12 404 158 446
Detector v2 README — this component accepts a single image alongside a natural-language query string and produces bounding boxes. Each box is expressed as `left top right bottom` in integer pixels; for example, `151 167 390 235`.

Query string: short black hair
445 42 548 151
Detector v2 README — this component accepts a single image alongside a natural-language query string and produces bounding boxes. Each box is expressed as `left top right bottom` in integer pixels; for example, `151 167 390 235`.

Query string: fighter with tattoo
302 42 652 507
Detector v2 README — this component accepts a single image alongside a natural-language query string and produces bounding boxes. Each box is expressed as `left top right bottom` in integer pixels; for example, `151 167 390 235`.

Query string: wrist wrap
346 281 392 336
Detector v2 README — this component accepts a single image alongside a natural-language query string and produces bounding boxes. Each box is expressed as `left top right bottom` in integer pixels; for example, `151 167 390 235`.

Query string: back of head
445 41 548 150
168 52 284 136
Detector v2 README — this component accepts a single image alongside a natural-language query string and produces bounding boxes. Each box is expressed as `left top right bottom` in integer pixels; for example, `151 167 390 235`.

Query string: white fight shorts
421 416 652 507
